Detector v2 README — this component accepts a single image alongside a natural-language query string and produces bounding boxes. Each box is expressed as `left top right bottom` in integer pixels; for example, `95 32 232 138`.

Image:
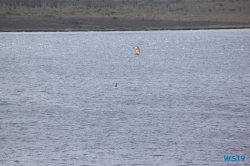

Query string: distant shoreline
1 0 250 32
1 26 250 32
1 16 250 32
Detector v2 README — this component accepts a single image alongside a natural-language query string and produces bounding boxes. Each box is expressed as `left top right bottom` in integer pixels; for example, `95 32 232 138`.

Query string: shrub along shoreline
0 16 250 32
0 0 250 31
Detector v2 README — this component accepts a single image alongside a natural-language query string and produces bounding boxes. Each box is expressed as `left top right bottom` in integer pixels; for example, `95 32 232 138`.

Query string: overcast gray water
0 30 250 166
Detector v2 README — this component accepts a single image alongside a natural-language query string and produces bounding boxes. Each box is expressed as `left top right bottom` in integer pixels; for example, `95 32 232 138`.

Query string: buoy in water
115 83 118 88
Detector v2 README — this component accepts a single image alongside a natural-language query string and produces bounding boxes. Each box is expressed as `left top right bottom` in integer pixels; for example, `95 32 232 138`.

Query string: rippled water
0 30 250 166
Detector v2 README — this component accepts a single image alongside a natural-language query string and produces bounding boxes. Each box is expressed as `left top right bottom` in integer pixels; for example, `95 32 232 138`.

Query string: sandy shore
0 16 250 32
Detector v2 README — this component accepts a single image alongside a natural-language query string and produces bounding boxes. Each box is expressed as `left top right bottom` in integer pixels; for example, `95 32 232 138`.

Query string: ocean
0 29 250 165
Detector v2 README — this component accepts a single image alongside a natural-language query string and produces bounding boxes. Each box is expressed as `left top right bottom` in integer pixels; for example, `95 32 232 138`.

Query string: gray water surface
0 30 250 166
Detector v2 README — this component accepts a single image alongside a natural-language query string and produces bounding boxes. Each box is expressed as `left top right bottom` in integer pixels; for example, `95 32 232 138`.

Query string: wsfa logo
224 155 245 162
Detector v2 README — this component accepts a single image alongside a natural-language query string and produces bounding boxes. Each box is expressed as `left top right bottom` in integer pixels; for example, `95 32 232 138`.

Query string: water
0 30 250 166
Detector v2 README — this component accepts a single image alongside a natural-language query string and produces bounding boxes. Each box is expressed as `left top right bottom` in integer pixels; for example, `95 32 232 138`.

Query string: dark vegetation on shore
0 0 250 31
